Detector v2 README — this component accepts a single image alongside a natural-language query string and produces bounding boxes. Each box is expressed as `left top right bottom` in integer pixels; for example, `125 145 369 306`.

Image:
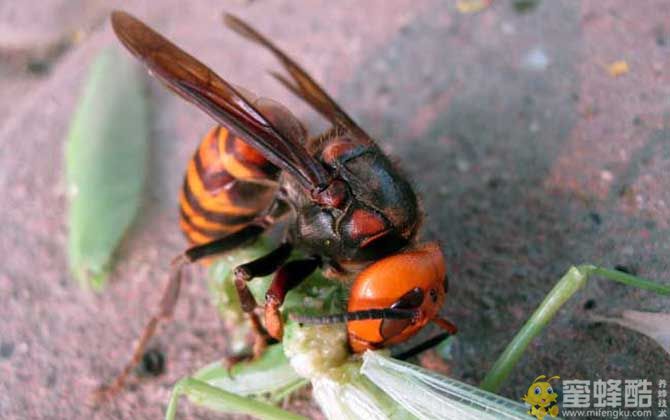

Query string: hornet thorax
281 134 421 275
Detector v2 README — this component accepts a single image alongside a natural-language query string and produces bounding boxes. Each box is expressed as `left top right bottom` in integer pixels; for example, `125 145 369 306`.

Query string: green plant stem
588 266 670 295
166 377 307 420
480 265 589 392
480 264 670 393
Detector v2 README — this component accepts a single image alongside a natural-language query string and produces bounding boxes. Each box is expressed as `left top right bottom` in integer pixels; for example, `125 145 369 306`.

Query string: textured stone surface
0 1 668 419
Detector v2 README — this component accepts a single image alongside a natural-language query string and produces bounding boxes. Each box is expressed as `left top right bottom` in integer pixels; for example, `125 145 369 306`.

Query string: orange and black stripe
179 125 280 244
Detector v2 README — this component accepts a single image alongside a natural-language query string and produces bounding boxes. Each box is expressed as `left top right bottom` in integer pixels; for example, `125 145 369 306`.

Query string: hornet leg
264 257 321 342
232 242 293 356
94 224 266 402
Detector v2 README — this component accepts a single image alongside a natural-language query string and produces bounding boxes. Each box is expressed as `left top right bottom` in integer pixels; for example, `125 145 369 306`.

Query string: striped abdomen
179 125 280 244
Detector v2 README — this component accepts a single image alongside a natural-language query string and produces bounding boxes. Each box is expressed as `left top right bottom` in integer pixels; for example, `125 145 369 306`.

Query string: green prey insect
163 240 670 420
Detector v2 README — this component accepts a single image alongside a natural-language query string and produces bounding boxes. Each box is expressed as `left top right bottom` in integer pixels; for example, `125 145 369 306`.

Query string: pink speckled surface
1 1 669 419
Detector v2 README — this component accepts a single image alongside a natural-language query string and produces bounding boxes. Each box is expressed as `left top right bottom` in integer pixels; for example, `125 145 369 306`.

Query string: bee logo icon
521 375 560 420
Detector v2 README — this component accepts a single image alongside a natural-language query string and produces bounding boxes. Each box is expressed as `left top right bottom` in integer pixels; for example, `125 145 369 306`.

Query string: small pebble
0 342 14 359
16 342 28 354
522 47 549 71
27 59 50 75
137 349 165 377
501 22 516 35
456 159 471 172
589 212 602 225
583 299 597 310
600 170 614 182
607 60 629 77
487 177 503 189
655 26 667 46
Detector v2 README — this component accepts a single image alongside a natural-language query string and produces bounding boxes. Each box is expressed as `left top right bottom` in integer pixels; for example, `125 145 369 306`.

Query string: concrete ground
0 1 668 419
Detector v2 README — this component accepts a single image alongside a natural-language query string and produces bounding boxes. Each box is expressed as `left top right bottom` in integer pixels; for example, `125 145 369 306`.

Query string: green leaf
65 46 148 290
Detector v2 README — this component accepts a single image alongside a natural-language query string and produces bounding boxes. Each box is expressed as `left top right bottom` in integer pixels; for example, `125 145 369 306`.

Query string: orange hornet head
346 242 456 353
